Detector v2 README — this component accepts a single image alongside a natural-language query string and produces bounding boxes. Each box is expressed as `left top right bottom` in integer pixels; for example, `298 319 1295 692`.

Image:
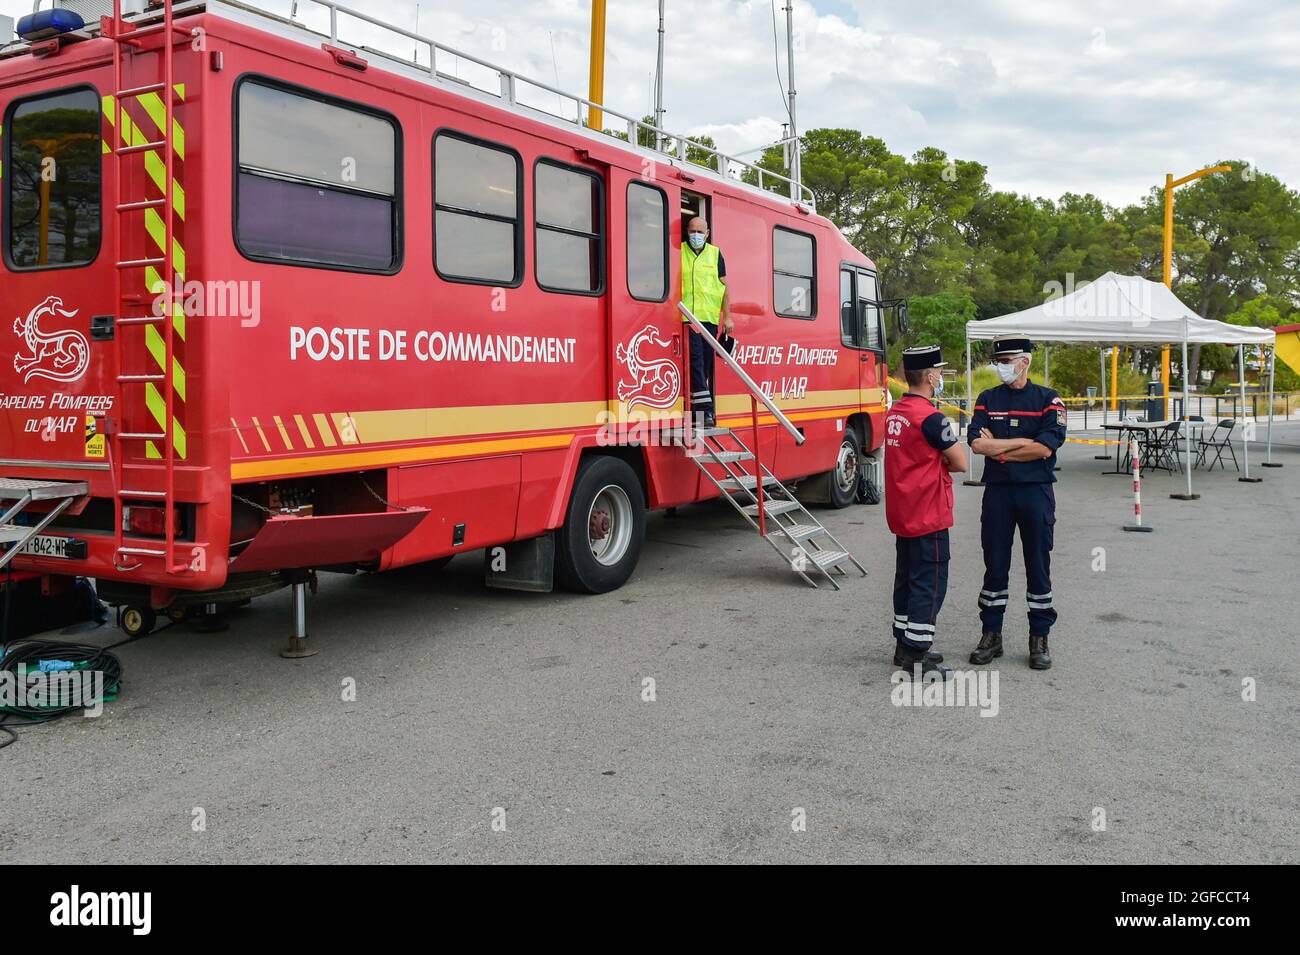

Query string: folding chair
1197 419 1239 472
1153 421 1185 473
1139 425 1170 473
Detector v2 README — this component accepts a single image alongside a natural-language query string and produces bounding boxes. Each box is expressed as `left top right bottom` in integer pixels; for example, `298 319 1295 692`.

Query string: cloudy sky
4 0 1295 205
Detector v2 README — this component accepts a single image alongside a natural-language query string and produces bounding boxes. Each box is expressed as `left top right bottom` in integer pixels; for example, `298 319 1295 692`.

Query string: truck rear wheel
556 456 645 594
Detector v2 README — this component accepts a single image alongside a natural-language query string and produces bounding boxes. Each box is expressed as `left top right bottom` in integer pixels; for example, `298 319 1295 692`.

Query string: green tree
1223 296 1300 391
964 190 1043 316
905 291 977 359
1135 163 1300 378
731 129 1299 386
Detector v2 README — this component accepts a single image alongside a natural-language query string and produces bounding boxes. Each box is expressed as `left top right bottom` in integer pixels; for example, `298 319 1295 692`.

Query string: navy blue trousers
978 482 1057 637
892 529 950 650
688 324 717 419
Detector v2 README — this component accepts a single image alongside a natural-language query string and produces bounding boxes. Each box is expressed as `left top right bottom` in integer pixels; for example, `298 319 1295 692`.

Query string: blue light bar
16 8 87 42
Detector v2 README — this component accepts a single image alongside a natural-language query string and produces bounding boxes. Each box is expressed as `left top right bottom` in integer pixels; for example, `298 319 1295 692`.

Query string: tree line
748 130 1300 395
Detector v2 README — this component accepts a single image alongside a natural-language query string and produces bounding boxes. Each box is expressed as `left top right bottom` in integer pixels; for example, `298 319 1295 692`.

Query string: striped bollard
1123 436 1153 533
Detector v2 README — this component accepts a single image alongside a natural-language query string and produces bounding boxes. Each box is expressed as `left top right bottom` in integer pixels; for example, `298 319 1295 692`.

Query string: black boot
1029 634 1052 670
969 629 1003 665
895 643 952 681
893 644 944 666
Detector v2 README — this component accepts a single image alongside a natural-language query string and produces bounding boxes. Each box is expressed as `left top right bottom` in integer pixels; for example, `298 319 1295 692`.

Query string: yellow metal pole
1162 173 1174 418
30 134 97 267
1162 173 1174 287
1160 165 1231 419
588 0 607 132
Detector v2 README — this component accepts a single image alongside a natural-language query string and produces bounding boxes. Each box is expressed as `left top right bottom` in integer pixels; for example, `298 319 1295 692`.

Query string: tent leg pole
1263 344 1281 467
1238 343 1261 483
1096 347 1111 459
1171 335 1198 500
963 338 982 487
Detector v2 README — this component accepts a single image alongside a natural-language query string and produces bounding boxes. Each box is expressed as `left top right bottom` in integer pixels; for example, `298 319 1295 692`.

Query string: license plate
17 534 77 559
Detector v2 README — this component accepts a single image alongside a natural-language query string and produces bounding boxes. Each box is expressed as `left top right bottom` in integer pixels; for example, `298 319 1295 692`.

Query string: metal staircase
104 0 190 573
0 479 90 572
672 426 866 590
674 303 866 590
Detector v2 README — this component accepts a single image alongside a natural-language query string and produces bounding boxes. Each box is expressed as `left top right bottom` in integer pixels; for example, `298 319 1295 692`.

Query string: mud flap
484 532 555 593
857 453 882 505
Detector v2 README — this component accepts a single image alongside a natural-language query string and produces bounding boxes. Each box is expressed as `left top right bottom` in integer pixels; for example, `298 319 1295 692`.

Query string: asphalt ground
2 424 1297 864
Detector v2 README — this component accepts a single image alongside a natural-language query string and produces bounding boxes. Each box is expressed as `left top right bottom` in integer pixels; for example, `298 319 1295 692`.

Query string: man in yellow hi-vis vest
681 216 733 426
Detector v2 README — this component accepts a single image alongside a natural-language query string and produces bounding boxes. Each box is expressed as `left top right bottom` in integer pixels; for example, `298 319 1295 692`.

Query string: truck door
607 169 681 430
839 266 886 410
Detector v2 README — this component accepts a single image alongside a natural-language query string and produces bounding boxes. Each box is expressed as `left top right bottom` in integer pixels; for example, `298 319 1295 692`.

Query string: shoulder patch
1049 395 1067 425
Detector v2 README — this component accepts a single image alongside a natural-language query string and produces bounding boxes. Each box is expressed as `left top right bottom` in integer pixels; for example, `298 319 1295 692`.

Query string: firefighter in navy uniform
966 338 1067 670
884 346 968 680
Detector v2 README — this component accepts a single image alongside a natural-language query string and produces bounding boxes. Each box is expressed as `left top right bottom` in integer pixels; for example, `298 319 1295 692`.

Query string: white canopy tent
963 272 1277 497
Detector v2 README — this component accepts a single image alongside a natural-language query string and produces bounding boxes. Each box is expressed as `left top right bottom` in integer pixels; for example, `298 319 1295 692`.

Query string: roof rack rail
224 0 816 210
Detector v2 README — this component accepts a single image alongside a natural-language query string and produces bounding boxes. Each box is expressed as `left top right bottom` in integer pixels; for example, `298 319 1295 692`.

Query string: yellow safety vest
681 242 725 325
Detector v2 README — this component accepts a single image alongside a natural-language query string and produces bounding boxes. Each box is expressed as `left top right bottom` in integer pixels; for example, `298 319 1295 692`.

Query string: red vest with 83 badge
884 394 954 538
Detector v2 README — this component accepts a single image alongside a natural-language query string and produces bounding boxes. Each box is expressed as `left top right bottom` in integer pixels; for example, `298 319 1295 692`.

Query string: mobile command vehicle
0 0 898 650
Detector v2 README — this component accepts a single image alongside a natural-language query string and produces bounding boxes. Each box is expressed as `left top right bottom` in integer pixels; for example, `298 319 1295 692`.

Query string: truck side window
5 86 102 270
627 182 667 301
857 270 883 351
236 80 400 272
840 268 856 345
535 160 603 294
434 131 521 285
774 226 815 319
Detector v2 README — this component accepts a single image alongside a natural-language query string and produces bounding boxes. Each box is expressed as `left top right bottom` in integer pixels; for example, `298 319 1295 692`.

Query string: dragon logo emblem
13 295 89 385
616 324 680 411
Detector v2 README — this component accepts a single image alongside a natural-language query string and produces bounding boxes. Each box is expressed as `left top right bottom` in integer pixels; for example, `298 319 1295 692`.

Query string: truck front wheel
825 428 862 509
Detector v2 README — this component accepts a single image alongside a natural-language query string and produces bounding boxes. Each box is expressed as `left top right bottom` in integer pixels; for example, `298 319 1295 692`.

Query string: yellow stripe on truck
232 434 576 481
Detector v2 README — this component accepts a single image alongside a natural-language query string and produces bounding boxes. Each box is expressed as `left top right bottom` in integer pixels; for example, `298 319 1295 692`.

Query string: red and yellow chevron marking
102 85 189 461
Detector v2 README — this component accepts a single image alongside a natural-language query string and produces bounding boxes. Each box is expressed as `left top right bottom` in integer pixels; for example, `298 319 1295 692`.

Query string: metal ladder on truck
0 480 90 572
103 0 190 574
673 304 868 590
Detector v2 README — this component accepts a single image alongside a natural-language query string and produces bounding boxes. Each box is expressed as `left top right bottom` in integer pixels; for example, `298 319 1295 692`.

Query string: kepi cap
902 344 946 372
992 337 1033 357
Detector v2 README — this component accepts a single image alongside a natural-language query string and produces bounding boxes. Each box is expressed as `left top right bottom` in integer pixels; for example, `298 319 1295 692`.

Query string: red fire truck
0 1 894 650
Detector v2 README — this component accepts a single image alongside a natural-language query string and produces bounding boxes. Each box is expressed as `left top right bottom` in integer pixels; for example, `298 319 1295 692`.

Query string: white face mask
995 360 1022 384
931 373 944 397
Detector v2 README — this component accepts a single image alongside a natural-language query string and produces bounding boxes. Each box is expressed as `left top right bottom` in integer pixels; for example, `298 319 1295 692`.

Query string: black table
1103 421 1170 474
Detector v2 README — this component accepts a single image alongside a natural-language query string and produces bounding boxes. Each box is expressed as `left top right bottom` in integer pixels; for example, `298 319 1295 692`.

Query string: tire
824 428 862 509
119 604 157 638
556 456 646 594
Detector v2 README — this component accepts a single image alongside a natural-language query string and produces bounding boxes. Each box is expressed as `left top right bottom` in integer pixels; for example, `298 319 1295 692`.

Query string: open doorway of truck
680 189 711 237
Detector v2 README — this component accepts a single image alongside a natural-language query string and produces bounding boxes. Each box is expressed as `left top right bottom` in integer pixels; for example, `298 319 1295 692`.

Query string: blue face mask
688 233 706 251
